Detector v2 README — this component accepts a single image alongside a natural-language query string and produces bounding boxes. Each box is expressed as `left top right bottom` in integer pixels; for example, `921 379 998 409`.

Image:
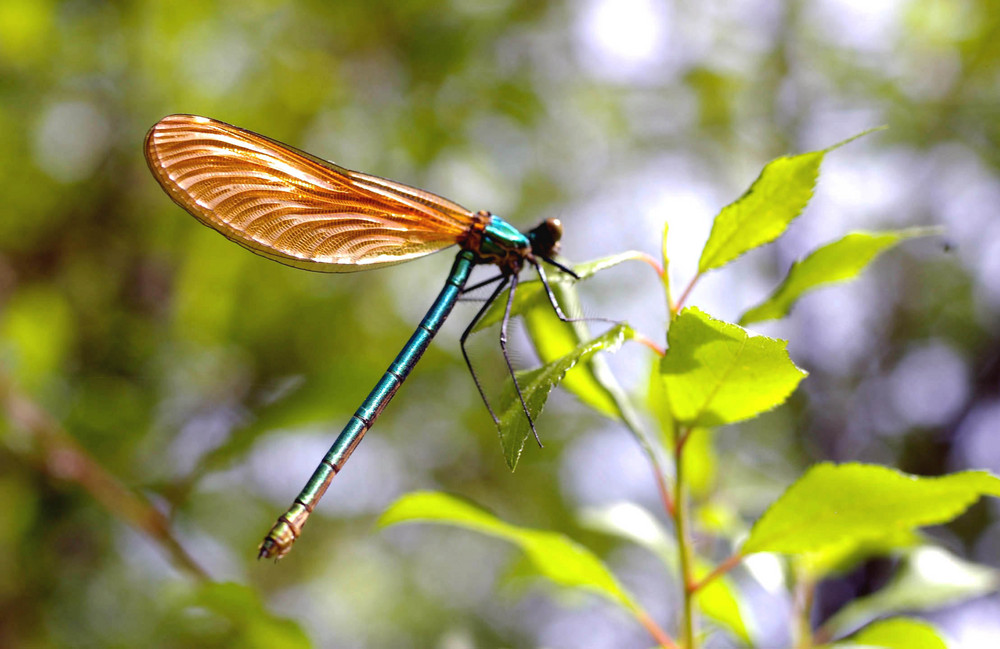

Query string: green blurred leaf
740 228 939 325
497 323 634 470
172 229 249 344
647 355 675 444
742 464 1000 555
378 492 640 613
580 503 753 643
0 285 74 390
189 582 312 649
798 529 923 579
835 617 949 649
0 0 55 66
698 130 881 273
822 546 999 638
658 307 807 427
682 427 717 501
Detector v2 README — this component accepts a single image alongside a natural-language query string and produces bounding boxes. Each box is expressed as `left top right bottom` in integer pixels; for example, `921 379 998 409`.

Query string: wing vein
144 114 477 272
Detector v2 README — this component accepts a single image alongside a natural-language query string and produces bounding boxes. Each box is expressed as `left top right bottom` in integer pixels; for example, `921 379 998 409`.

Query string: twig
672 273 702 318
0 374 209 581
672 423 697 647
688 552 743 593
635 609 681 649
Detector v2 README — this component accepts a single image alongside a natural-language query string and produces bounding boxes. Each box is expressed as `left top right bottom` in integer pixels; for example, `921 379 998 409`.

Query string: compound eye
545 218 563 242
527 218 563 257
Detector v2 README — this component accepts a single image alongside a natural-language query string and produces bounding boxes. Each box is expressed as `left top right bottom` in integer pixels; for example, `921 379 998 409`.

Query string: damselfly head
528 218 563 258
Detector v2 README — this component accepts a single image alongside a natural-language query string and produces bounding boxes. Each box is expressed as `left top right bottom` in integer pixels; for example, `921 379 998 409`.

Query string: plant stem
653 463 675 517
672 272 702 318
0 374 209 581
636 609 681 649
635 251 665 277
633 331 666 357
688 552 743 593
662 221 675 315
672 423 697 647
793 576 817 649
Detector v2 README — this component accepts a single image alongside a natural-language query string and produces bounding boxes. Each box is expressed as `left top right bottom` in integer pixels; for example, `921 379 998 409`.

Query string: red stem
636 609 680 649
688 552 744 593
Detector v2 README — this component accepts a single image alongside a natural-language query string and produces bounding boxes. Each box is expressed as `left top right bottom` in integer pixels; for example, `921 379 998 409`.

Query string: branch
0 374 209 581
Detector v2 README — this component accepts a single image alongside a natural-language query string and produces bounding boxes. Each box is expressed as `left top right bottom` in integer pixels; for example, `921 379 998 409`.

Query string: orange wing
144 114 476 272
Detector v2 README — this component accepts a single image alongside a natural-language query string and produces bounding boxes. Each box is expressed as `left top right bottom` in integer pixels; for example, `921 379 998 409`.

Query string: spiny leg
460 276 510 427
499 272 543 447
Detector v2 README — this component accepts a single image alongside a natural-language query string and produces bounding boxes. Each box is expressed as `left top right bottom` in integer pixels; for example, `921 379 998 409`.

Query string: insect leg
499 272 542 447
460 277 510 426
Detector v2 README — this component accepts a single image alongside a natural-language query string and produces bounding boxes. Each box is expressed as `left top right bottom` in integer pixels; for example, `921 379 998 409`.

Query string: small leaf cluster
380 132 988 648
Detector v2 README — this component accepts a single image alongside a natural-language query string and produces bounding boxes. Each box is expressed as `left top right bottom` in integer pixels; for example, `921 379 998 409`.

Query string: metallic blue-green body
260 216 533 558
299 251 474 499
481 215 530 257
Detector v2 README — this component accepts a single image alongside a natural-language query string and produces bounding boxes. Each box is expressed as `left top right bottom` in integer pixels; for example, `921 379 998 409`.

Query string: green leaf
571 250 657 280
647 354 676 459
742 463 1000 555
822 545 999 638
740 228 939 325
650 358 718 497
658 307 807 427
378 492 640 613
522 278 620 418
497 323 634 470
188 582 312 649
519 282 658 474
798 528 923 579
467 255 651 429
838 617 949 649
698 130 881 273
0 285 74 390
581 503 753 643
681 427 717 500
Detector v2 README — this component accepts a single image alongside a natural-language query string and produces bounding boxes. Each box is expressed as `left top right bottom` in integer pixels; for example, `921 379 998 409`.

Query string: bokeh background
1 0 998 647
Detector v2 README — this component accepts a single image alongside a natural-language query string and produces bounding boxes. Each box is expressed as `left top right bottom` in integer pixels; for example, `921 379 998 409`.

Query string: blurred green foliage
2 0 999 647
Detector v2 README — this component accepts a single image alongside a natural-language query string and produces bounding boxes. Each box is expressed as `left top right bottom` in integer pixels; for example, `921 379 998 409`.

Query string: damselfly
144 115 577 559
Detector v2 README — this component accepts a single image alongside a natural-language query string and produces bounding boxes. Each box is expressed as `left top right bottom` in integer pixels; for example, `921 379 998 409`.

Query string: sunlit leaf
378 492 640 613
572 250 656 280
189 582 312 649
835 617 949 649
498 323 634 470
682 427 717 500
740 228 939 325
822 546 999 638
659 307 807 427
742 464 1000 555
698 129 881 273
798 529 923 579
